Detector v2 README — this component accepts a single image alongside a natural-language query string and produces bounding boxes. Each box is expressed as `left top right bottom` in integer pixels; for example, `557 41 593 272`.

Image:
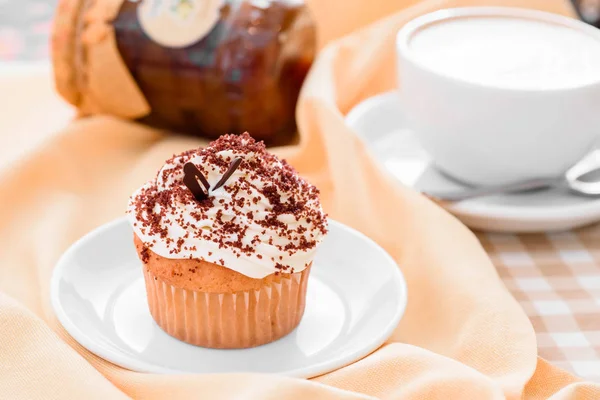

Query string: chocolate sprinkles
183 162 209 201
131 133 328 268
213 157 243 191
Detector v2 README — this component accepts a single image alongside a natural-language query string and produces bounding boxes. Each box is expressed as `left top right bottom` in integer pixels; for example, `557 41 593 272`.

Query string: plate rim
51 217 407 378
346 90 600 226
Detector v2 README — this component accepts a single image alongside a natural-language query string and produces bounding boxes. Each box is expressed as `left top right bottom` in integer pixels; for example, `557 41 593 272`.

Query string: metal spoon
425 156 600 202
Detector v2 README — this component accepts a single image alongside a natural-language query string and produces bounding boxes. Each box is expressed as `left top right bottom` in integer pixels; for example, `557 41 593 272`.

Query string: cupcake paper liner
143 266 310 349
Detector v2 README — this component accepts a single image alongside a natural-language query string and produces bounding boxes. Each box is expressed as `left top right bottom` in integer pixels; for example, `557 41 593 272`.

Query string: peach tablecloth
2 0 600 398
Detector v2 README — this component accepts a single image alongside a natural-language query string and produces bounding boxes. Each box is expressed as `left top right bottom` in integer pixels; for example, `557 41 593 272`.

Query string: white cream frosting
127 133 327 279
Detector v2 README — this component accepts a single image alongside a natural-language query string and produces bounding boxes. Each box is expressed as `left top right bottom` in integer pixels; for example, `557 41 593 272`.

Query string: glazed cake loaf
51 0 317 146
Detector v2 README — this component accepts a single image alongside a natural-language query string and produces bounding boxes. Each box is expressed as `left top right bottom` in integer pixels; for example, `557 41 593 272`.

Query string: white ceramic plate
346 91 600 233
51 217 406 378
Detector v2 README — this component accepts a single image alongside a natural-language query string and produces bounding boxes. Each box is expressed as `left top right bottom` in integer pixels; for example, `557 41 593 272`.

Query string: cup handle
566 150 600 196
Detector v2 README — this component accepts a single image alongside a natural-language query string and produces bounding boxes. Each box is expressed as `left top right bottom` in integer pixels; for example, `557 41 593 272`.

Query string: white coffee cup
396 7 600 186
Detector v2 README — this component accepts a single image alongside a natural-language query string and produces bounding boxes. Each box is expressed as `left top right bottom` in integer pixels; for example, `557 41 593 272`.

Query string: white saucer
346 91 600 233
51 217 406 378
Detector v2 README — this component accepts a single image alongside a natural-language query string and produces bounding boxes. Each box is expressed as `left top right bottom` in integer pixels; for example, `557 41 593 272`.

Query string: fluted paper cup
142 265 310 349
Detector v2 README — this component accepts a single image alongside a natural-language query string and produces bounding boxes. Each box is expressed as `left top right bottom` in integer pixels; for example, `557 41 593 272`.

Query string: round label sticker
137 0 223 48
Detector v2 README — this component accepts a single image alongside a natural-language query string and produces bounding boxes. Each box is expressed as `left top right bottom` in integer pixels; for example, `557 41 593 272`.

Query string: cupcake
127 133 328 348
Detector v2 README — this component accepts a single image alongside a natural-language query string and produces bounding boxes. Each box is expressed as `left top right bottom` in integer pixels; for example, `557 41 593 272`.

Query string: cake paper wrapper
52 0 150 119
143 266 310 349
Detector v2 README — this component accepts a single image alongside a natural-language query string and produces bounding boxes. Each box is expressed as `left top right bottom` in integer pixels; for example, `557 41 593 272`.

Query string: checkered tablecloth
2 0 600 383
480 227 600 380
